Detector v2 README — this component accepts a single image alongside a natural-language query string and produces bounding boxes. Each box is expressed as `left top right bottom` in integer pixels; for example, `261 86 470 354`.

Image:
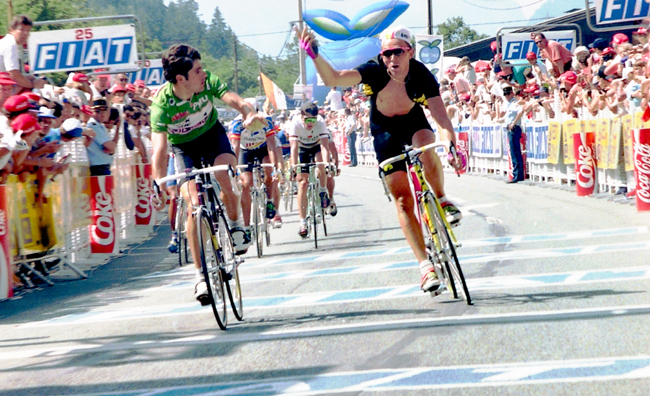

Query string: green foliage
2 0 300 98
436 17 488 50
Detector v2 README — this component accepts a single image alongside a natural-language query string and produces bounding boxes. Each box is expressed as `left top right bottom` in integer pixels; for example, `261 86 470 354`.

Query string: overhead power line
459 0 547 11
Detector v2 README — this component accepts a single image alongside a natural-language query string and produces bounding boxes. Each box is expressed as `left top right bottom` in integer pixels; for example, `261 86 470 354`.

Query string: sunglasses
534 41 542 45
380 47 409 58
303 117 317 123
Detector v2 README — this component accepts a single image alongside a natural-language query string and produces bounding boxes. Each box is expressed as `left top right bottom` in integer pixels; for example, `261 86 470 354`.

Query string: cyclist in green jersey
151 44 267 304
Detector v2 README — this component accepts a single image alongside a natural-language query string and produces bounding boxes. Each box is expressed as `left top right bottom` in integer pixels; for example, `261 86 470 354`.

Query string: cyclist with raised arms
151 44 265 304
229 98 281 243
288 102 331 238
296 25 462 293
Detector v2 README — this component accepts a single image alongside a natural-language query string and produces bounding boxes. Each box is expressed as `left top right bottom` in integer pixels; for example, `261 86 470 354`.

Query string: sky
183 0 589 57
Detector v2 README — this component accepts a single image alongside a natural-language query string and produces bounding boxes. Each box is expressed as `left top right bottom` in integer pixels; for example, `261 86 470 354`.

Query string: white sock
300 218 307 226
195 269 203 282
438 195 447 203
319 187 327 194
419 260 434 275
228 217 244 229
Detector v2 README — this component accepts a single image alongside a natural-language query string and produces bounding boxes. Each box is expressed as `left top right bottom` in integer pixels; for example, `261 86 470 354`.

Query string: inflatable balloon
303 1 410 41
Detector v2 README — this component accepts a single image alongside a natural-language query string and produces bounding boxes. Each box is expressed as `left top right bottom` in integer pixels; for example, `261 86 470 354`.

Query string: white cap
380 25 412 47
574 46 589 55
243 97 258 111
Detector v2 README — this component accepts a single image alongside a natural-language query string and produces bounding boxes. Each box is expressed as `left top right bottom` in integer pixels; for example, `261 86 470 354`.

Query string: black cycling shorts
171 122 235 183
239 145 270 172
371 104 432 175
297 145 321 174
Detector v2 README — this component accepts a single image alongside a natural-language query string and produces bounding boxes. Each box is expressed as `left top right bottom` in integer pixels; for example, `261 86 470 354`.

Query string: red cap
602 47 616 56
459 93 471 102
490 41 497 52
524 84 540 94
474 60 491 72
635 28 648 35
560 71 577 85
612 33 629 45
11 113 41 134
81 105 93 115
21 92 41 102
3 95 33 113
111 85 127 94
0 77 15 86
134 79 146 88
526 51 537 60
72 73 89 83
23 64 30 73
125 83 136 92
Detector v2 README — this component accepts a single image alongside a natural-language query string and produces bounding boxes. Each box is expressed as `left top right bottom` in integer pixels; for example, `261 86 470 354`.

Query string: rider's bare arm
152 132 168 186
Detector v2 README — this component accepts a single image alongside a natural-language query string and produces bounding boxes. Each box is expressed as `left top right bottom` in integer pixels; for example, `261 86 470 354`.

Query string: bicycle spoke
198 212 227 329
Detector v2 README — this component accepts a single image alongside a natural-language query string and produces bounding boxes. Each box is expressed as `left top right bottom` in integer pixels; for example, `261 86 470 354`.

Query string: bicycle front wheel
431 199 471 305
174 198 185 267
310 186 318 249
252 192 262 258
421 196 455 297
197 212 227 329
218 212 243 321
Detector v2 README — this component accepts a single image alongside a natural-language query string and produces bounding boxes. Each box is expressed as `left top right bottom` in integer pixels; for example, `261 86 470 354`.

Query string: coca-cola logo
0 209 5 237
135 176 151 219
92 178 115 246
634 142 650 204
577 145 595 189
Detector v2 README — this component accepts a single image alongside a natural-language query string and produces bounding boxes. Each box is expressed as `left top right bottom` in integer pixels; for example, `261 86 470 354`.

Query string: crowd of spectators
440 29 650 126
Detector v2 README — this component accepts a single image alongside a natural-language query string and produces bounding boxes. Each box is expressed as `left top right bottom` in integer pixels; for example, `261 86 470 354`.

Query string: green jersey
150 71 229 145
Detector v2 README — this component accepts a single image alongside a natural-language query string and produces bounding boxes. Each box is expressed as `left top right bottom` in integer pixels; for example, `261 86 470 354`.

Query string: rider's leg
240 171 253 227
412 129 444 198
385 171 428 263
167 185 178 230
212 152 240 223
180 180 202 271
315 151 327 189
297 172 309 220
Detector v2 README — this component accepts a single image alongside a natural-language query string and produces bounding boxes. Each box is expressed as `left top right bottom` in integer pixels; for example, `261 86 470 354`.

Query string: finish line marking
17 265 650 328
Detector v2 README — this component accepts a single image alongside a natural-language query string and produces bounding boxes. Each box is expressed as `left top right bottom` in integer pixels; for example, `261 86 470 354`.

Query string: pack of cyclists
152 24 462 305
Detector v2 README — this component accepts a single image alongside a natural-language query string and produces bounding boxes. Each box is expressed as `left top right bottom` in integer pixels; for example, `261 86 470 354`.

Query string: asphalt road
1 165 650 396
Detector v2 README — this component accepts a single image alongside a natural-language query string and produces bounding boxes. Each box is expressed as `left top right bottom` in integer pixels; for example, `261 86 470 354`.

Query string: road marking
29 356 650 394
15 266 650 328
248 226 650 267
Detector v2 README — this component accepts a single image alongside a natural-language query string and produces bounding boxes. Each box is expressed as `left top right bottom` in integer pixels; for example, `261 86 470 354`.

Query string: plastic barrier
633 128 650 211
573 132 597 197
1 120 156 301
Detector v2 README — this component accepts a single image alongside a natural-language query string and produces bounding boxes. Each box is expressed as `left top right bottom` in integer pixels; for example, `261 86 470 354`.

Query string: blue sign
596 0 650 24
471 124 502 158
504 39 574 60
525 123 549 162
33 37 134 72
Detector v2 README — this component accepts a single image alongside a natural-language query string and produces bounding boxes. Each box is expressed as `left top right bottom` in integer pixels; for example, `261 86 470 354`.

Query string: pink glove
300 39 318 60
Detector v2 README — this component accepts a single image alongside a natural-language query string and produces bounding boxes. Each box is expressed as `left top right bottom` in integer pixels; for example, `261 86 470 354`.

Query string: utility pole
428 0 433 35
233 33 239 94
7 0 14 26
298 0 306 101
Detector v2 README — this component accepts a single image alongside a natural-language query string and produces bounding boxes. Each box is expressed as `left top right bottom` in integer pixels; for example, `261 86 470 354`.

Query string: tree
436 17 488 50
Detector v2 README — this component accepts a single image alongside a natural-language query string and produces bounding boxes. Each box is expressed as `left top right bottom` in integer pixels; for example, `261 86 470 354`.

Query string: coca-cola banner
134 164 156 226
457 131 469 175
573 132 597 197
89 176 119 255
333 130 350 166
0 185 12 300
633 128 650 211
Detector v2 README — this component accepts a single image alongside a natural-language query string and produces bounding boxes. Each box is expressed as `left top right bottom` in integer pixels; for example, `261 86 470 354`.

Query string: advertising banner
609 117 622 170
0 186 11 300
456 131 469 174
414 35 444 82
595 0 650 25
470 124 502 158
563 119 578 164
134 164 156 226
29 24 138 74
623 115 635 171
633 128 650 211
596 118 611 169
127 59 164 88
573 132 597 196
332 130 350 166
501 31 576 61
89 176 119 255
525 123 549 163
547 121 562 165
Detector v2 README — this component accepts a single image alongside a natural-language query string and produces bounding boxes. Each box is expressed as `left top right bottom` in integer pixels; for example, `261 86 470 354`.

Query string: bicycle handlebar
291 162 331 171
378 142 448 172
236 163 275 170
151 164 234 207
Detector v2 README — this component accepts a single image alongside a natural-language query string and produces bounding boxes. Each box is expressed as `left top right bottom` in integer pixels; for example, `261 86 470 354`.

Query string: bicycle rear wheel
321 206 327 237
218 211 243 321
197 212 227 329
174 198 185 266
431 199 471 305
253 192 263 258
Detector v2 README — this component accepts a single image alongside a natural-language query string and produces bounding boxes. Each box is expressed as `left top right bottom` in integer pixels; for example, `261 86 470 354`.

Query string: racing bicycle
154 162 244 329
237 161 274 258
379 142 471 305
294 162 330 249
